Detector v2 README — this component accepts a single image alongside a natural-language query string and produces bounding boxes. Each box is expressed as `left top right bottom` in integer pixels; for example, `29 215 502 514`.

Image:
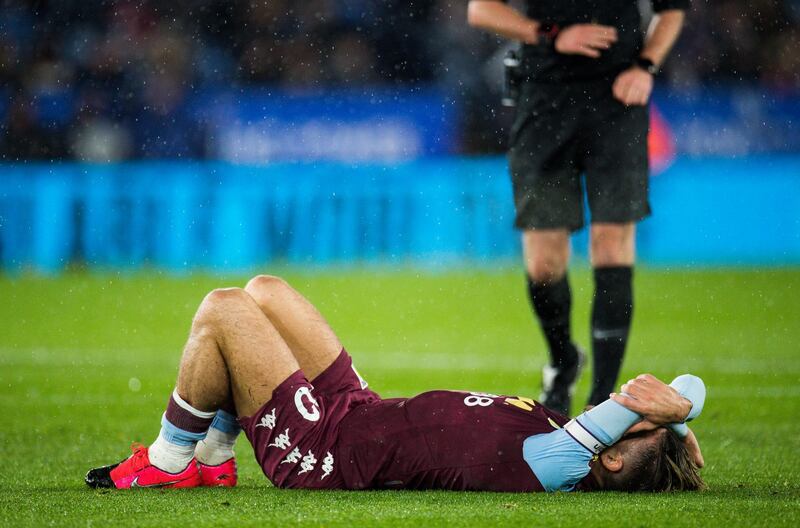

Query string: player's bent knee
245 274 284 292
205 287 249 304
245 274 289 303
196 287 250 324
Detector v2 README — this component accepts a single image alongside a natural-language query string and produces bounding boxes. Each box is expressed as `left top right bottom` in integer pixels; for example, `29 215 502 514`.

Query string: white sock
149 430 197 473
195 427 238 466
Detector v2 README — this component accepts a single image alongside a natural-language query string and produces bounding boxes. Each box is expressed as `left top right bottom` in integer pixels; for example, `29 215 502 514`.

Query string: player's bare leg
244 275 343 381
523 229 584 416
86 287 302 489
587 222 635 406
176 287 305 486
176 287 300 417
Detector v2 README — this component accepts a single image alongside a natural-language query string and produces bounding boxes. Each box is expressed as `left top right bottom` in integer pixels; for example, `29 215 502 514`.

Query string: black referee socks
588 266 634 406
527 275 578 368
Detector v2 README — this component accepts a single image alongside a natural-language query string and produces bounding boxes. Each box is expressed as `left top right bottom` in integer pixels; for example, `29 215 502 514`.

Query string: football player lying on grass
86 275 706 493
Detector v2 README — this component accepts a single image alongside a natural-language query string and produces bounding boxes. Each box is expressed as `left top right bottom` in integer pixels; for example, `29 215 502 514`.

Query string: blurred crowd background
2 0 798 161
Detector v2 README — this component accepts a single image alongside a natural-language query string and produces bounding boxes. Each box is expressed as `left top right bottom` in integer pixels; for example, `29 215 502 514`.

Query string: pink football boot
199 458 238 487
85 444 201 489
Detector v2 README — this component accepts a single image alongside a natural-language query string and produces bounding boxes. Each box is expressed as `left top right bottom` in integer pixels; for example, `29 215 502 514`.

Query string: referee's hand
612 66 654 106
554 24 618 58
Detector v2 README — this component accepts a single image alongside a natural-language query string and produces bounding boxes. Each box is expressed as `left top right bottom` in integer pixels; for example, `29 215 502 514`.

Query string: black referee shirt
505 0 690 82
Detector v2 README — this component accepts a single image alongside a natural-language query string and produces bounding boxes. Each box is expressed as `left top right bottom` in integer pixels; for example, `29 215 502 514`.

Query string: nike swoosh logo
130 476 183 488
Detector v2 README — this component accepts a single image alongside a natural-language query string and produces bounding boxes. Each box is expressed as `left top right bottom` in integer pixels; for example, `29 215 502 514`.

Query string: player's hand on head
555 24 618 58
610 373 693 425
612 66 654 106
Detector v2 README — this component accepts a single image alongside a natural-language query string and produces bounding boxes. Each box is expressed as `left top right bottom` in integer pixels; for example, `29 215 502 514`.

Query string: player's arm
620 373 706 467
580 373 704 446
612 0 688 105
524 374 705 491
467 0 618 58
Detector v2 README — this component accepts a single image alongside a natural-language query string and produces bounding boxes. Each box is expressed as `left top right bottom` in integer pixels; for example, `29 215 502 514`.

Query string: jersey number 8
463 392 497 407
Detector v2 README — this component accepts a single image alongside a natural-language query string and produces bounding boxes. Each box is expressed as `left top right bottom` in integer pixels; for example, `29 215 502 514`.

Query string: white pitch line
1 347 799 375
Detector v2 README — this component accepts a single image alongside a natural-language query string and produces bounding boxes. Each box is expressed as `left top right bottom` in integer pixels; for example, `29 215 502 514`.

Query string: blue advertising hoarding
2 156 798 273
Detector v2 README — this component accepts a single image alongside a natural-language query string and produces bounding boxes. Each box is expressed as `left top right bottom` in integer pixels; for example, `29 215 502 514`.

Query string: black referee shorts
508 78 651 232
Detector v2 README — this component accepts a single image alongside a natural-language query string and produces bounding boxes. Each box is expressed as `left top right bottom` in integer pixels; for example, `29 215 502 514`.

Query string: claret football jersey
334 390 597 492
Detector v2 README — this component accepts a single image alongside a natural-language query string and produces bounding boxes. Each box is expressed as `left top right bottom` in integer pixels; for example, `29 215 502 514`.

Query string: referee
468 0 688 415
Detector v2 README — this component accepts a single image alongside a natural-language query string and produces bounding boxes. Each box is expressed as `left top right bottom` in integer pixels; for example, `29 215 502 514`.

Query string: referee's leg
522 229 582 415
509 82 585 415
522 229 575 367
587 223 636 406
582 90 649 407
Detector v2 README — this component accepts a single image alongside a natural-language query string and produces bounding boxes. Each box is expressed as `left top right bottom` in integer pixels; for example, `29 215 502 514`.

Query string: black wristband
634 56 659 76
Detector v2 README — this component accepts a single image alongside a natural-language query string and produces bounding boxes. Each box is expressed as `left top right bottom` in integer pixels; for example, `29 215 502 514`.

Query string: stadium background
1 1 799 526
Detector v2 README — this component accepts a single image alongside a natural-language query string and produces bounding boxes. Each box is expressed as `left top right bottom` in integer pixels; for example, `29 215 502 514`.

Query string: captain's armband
564 419 608 455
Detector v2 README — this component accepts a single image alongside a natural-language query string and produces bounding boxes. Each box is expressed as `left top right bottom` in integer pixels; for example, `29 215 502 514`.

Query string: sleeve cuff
669 374 706 422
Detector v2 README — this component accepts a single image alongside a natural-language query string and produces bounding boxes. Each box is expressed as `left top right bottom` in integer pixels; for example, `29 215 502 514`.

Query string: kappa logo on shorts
268 428 292 450
294 387 320 422
280 447 302 465
256 408 277 430
321 451 334 480
298 450 318 475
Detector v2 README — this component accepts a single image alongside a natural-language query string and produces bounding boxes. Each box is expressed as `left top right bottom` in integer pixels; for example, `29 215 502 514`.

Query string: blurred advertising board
653 86 800 157
192 88 457 163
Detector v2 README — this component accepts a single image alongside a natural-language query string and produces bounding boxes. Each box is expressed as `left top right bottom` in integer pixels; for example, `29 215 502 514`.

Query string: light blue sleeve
669 374 706 421
523 399 642 492
523 430 594 492
580 399 641 446
666 374 706 438
580 374 706 443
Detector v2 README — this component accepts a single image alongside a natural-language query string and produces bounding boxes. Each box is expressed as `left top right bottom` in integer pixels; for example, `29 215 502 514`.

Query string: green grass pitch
1 267 799 526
